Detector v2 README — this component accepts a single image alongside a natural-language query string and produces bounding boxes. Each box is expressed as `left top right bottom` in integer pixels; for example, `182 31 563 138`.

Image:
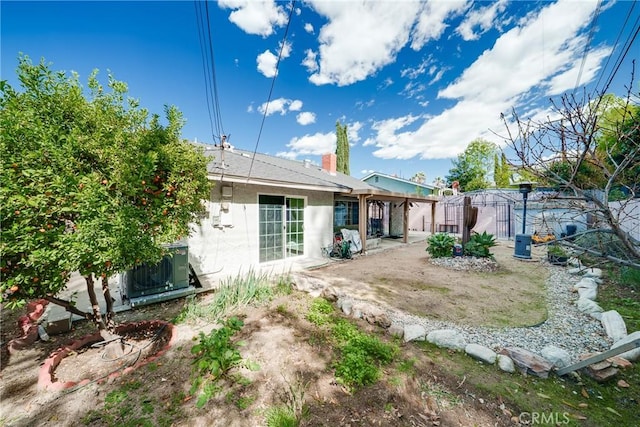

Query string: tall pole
522 192 528 235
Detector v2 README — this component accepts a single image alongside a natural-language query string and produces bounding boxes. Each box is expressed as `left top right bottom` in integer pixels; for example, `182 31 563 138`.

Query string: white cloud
218 0 288 37
347 121 363 143
281 131 336 157
289 100 303 111
306 0 421 86
401 56 434 79
301 49 318 73
256 41 292 78
304 22 314 34
257 50 278 78
410 0 469 50
365 0 605 160
256 97 304 116
456 0 508 41
296 112 316 125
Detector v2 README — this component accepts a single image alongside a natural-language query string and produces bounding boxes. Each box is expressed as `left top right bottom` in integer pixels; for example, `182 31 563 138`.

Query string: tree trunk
85 274 107 330
101 275 116 331
86 274 124 357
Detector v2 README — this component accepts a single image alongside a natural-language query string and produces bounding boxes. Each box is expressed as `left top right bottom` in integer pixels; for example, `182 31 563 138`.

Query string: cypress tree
335 121 350 175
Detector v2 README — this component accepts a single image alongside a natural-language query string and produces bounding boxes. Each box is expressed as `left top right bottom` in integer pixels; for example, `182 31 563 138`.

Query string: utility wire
573 0 602 93
194 0 225 144
247 0 296 178
594 2 640 93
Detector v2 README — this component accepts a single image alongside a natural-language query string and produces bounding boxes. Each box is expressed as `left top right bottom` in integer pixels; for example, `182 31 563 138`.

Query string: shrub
464 231 496 258
426 233 456 258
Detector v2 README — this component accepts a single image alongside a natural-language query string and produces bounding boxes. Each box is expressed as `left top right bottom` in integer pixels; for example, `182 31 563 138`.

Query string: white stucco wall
187 182 334 288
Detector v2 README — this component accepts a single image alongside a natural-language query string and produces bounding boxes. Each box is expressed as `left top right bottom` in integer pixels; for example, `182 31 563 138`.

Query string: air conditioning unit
124 244 190 299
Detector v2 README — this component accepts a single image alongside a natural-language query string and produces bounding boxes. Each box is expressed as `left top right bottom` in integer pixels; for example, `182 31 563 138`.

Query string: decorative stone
601 310 627 343
497 354 516 373
573 277 598 292
611 331 640 362
541 345 571 369
608 356 633 369
465 343 497 364
403 324 427 342
584 366 618 382
583 268 603 278
292 274 326 296
500 347 554 378
320 286 339 302
426 329 466 351
387 323 404 339
340 299 353 316
361 306 391 328
576 298 603 315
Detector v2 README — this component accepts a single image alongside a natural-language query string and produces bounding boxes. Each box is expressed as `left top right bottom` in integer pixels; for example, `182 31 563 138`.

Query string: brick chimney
322 153 337 175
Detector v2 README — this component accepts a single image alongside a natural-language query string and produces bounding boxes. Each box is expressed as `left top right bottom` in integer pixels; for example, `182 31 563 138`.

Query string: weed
397 357 417 374
305 298 334 325
265 406 298 427
190 316 248 408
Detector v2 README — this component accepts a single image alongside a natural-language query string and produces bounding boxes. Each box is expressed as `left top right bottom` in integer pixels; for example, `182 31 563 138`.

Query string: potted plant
547 244 569 265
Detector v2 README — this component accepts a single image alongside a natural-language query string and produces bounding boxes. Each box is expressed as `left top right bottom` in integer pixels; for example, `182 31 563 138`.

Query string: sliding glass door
259 195 304 262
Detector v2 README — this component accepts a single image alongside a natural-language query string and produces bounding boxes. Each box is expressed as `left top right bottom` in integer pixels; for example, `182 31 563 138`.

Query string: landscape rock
541 345 571 369
601 310 627 343
387 323 404 339
426 329 466 351
320 286 339 302
583 268 603 279
339 298 353 316
292 274 327 296
611 331 640 362
361 305 391 329
500 347 554 378
577 286 597 301
576 298 603 315
465 343 497 364
584 365 619 382
403 324 427 342
497 354 516 373
572 277 598 292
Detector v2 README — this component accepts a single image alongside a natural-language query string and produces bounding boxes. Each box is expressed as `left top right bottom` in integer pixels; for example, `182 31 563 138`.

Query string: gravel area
354 262 612 363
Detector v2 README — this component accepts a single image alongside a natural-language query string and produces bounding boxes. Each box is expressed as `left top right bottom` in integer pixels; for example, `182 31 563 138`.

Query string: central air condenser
124 244 190 299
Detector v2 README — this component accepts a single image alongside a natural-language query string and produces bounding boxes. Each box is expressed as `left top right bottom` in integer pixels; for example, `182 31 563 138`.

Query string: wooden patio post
359 194 368 253
431 201 436 234
403 198 409 243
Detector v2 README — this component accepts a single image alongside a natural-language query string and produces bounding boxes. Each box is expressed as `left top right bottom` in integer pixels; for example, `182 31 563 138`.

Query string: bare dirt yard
303 241 549 328
1 241 634 427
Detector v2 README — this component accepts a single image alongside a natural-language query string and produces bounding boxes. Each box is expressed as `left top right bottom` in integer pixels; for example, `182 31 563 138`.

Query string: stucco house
188 146 439 288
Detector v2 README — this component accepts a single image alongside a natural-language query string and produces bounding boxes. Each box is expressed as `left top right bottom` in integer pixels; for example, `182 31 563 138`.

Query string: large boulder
426 329 466 351
601 310 627 343
541 345 571 369
497 354 516 373
465 343 497 364
403 324 427 342
500 347 554 378
611 331 640 362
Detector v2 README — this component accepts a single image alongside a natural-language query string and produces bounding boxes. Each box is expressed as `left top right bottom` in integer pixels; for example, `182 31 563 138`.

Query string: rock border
293 257 636 381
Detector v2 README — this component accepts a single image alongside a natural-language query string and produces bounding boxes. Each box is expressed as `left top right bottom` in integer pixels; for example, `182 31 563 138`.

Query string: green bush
426 233 456 258
464 231 496 258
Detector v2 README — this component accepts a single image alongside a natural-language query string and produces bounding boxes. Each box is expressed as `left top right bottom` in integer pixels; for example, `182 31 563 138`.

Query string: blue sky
2 0 638 183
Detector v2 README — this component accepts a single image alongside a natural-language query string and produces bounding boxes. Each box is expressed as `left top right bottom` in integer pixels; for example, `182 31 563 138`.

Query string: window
334 200 359 227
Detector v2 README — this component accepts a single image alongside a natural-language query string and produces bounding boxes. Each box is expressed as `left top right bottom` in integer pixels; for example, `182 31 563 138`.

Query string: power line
573 0 602 93
593 1 639 95
247 0 297 179
194 0 225 144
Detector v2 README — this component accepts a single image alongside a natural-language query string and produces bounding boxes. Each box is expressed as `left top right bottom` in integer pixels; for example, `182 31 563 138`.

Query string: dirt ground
0 241 545 427
304 240 549 327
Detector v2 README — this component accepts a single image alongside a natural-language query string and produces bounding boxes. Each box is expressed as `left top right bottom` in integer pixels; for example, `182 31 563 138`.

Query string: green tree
493 153 512 187
410 171 426 184
446 139 498 192
0 56 211 333
335 121 350 175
